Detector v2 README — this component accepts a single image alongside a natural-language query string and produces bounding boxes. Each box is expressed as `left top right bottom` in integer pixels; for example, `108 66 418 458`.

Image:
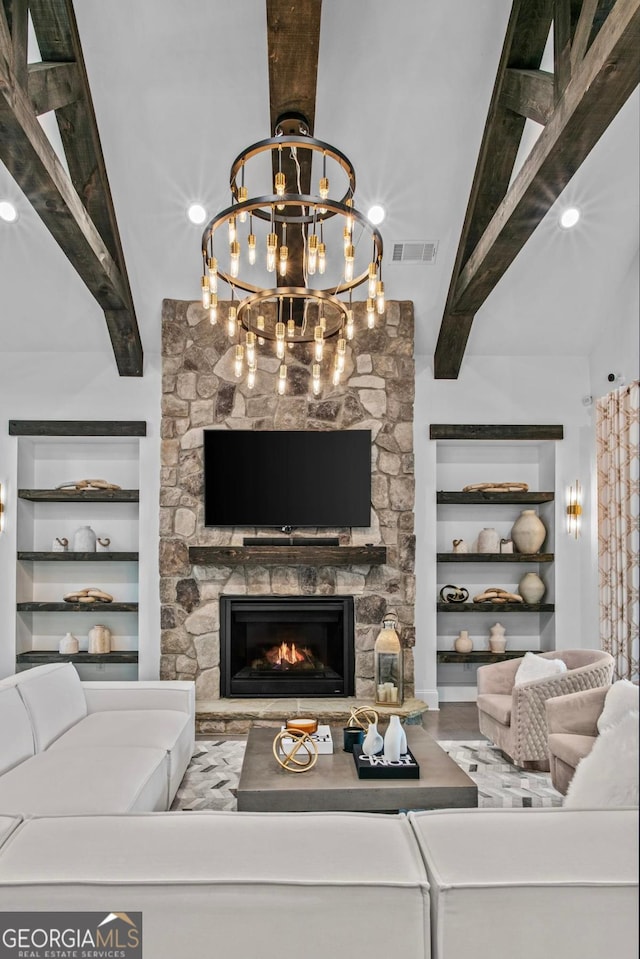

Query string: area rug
171 739 563 811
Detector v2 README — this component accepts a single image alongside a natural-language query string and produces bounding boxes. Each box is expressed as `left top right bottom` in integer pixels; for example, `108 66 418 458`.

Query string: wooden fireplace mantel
188 545 387 567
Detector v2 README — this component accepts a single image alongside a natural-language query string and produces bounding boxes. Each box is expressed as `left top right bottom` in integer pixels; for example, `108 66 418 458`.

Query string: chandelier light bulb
307 234 318 275
234 344 245 378
332 358 341 387
257 314 265 345
314 325 324 362
344 244 355 283
230 240 241 278
345 310 354 340
247 361 257 390
376 280 385 314
318 241 326 275
267 232 278 272
343 224 351 252
366 298 376 328
336 337 347 373
209 294 218 325
319 176 329 201
275 321 286 359
368 262 377 298
275 171 286 211
247 233 256 265
207 257 218 292
345 197 354 231
278 363 287 395
201 276 211 310
246 331 256 364
227 306 237 338
287 319 295 339
237 185 248 222
228 216 237 244
279 245 289 277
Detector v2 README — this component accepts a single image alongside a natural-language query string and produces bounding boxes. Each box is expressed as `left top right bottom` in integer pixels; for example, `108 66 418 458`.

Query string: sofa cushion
0 687 34 775
564 710 639 809
0 746 168 816
514 651 567 685
477 693 512 726
0 812 430 959
547 732 595 769
0 817 21 849
48 709 193 799
409 807 638 959
12 663 87 751
597 679 639 733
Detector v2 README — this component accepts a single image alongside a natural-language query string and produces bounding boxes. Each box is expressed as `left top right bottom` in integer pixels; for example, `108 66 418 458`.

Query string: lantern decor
374 613 404 705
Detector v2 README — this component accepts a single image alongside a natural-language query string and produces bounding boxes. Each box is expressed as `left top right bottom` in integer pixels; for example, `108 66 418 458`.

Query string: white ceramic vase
88 624 111 654
454 629 473 653
362 721 383 757
477 528 500 553
519 571 546 604
489 622 507 653
383 715 404 762
511 510 546 554
73 525 96 552
59 632 79 654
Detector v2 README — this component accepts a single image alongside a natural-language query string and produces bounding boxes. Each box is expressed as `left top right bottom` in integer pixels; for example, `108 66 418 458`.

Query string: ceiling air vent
391 241 438 264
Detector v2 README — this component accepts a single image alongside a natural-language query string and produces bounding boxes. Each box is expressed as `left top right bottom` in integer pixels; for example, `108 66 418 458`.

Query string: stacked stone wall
160 298 416 700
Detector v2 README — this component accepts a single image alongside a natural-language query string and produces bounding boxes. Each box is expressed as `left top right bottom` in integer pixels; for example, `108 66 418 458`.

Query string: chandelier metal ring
236 288 348 342
228 134 356 222
202 196 383 297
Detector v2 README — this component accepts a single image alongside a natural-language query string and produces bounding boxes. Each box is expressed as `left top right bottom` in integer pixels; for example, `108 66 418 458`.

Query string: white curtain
596 381 639 681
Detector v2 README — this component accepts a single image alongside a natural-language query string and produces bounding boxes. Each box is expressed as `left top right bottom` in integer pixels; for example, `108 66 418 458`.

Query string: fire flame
276 642 305 665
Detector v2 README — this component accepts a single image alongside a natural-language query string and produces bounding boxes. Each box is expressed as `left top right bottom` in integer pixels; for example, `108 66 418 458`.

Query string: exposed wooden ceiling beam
502 68 555 124
434 0 640 379
0 0 142 376
266 0 322 293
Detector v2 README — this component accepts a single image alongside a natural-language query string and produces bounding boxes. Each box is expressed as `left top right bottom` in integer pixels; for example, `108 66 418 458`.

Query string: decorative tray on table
352 748 420 779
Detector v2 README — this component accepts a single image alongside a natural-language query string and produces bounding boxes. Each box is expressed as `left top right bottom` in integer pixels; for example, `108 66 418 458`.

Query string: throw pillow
564 710 639 808
597 679 639 733
514 652 567 686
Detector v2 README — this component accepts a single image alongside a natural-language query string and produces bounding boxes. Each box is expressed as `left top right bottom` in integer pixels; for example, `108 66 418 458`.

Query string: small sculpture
473 587 523 604
489 623 507 653
347 706 379 730
96 537 111 552
463 482 529 493
500 538 514 553
439 585 469 604
272 728 318 773
56 479 121 491
63 587 114 604
452 539 468 553
361 721 384 757
52 537 68 552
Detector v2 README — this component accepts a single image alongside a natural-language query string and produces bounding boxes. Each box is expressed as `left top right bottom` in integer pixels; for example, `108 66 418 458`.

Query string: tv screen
204 430 371 528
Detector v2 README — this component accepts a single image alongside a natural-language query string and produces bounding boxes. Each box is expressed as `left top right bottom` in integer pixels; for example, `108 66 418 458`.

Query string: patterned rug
171 738 563 811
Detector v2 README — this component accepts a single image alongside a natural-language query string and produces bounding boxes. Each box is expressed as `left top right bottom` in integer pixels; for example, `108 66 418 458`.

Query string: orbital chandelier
200 115 384 396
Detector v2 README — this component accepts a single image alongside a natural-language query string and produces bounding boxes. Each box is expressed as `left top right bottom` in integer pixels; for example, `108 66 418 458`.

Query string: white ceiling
0 0 638 364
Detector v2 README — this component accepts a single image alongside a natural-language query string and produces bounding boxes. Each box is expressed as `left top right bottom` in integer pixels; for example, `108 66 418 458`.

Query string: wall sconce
566 480 582 539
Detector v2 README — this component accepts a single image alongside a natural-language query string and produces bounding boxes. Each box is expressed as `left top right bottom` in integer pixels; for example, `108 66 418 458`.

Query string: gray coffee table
236 725 477 813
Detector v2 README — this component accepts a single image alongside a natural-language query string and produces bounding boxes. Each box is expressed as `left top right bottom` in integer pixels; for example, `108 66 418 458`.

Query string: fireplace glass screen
220 596 354 697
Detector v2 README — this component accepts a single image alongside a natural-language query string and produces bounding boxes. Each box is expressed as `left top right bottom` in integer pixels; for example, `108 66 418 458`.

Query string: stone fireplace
220 595 354 697
160 298 416 703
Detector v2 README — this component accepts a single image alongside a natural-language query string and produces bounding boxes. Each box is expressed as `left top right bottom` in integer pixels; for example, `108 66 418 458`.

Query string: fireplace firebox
220 596 355 697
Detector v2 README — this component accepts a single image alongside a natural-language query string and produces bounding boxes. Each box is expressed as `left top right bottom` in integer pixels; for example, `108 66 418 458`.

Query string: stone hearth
160 298 416 705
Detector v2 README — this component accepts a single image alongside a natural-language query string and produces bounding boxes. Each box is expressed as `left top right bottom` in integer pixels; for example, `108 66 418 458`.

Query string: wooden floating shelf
17 651 139 665
188 545 387 567
18 489 139 502
437 650 537 664
437 491 554 504
9 420 147 437
18 552 139 562
17 602 138 613
437 602 554 613
430 424 564 441
437 552 553 563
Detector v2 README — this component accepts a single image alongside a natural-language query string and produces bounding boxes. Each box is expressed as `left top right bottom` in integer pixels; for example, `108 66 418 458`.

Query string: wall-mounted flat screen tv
204 430 371 528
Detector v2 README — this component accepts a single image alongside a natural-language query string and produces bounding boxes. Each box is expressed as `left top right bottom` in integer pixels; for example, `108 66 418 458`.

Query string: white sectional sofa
0 662 195 815
0 664 637 959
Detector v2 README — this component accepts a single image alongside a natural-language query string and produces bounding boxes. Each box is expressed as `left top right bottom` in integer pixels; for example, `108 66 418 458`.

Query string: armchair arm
545 686 608 737
82 681 195 718
477 657 521 695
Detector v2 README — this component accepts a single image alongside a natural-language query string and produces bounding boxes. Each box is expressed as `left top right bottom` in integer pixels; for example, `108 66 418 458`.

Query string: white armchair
476 650 614 770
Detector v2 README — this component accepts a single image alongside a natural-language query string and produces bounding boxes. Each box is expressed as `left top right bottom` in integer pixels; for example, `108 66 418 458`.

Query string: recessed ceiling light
559 207 580 229
0 200 18 223
367 204 385 225
187 203 207 225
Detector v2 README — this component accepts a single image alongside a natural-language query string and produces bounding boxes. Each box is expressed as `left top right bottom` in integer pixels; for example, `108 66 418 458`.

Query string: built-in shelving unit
12 420 145 679
431 423 563 702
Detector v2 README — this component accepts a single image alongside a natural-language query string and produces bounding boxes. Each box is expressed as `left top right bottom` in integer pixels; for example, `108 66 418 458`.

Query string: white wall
413 354 593 709
588 251 640 400
0 351 161 680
